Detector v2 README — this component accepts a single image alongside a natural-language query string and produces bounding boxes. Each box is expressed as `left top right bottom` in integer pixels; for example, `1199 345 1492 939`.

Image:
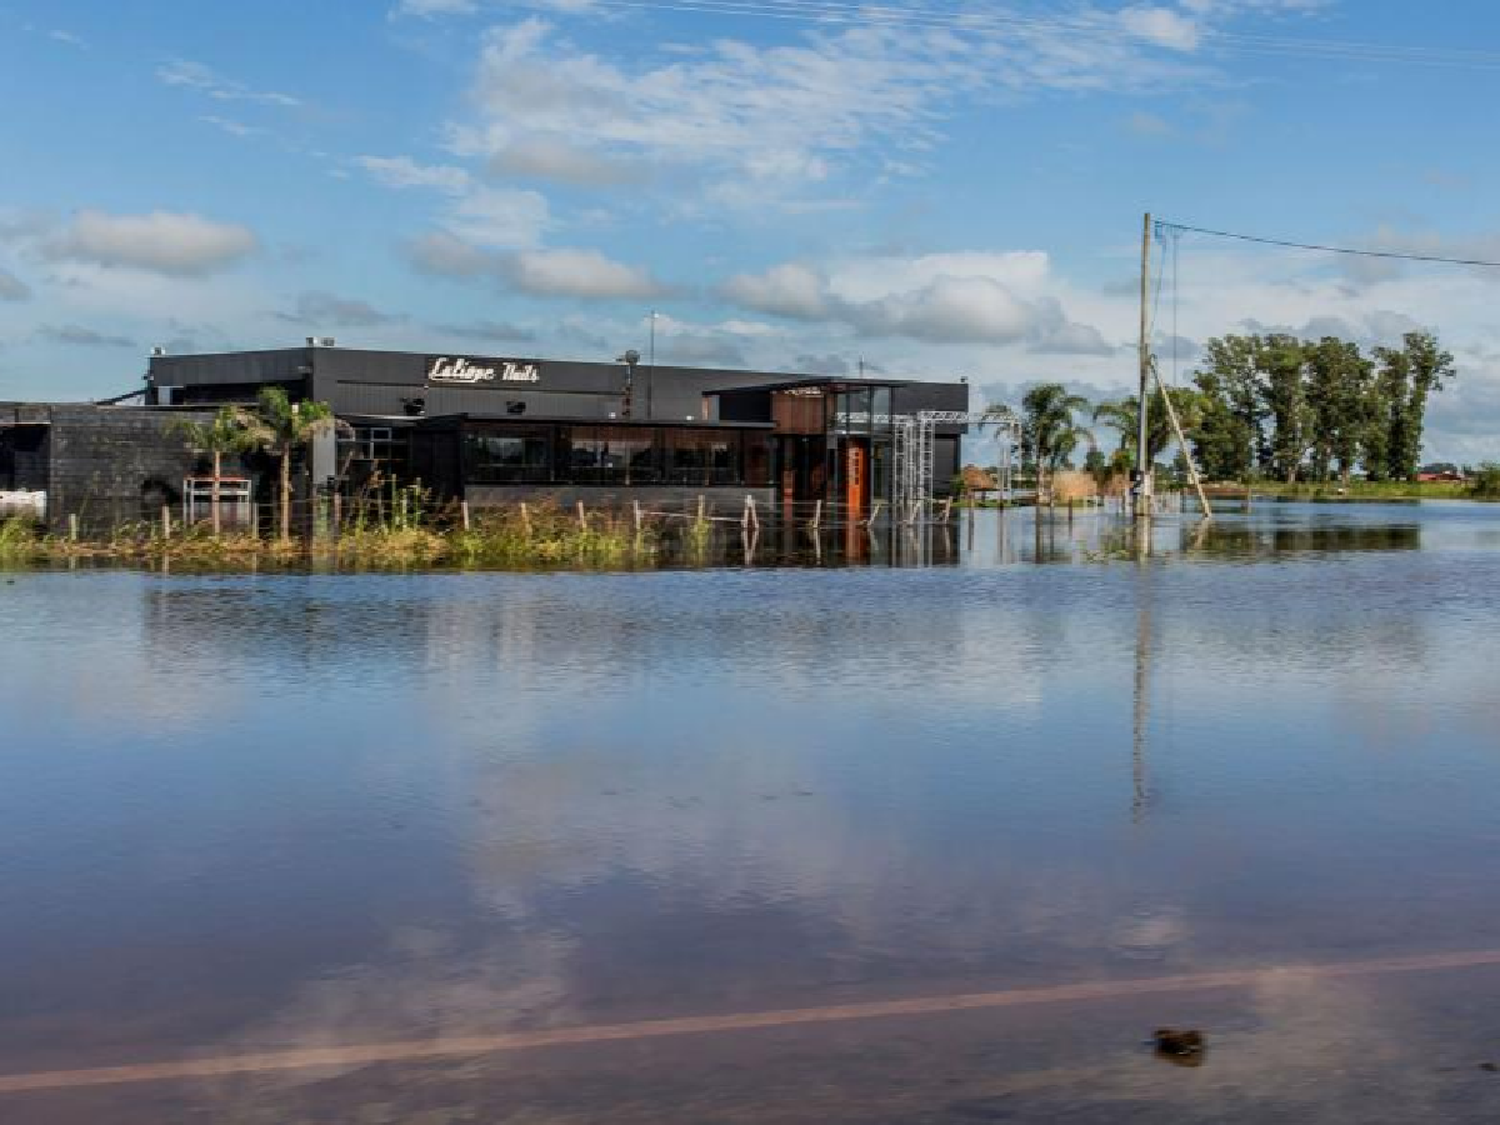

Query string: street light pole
1135 212 1153 520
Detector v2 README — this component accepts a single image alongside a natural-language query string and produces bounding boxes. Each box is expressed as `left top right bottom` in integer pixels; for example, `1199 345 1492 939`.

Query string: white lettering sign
427 357 541 384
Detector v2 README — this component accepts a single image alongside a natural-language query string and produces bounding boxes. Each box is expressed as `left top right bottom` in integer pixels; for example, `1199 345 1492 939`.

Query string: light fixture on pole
616 349 640 418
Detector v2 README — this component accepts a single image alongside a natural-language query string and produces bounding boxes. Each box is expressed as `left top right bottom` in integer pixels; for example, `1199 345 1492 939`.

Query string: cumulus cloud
44 210 257 276
722 252 1113 352
722 264 831 320
404 233 664 300
156 58 300 108
275 291 408 327
37 324 137 348
0 268 31 301
487 137 644 186
508 248 664 300
1120 6 1201 51
405 230 496 277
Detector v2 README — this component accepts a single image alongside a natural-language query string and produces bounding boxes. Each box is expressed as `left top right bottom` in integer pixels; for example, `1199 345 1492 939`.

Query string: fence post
520 502 532 537
696 494 706 530
161 505 172 540
632 499 643 536
460 500 471 531
577 500 588 530
68 513 79 542
332 493 341 540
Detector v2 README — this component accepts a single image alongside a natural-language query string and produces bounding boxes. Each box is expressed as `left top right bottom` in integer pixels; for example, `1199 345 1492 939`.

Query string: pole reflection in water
1132 546 1153 822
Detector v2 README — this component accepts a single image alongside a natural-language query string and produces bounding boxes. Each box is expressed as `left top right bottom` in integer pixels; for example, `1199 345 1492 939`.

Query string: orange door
845 441 866 519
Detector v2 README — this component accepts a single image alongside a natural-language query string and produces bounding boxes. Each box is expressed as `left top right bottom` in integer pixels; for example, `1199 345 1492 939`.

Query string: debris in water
1480 1062 1498 1073
1153 1028 1205 1067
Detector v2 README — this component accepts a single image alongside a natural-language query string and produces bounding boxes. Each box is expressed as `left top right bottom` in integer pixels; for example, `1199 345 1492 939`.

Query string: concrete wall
42 406 243 534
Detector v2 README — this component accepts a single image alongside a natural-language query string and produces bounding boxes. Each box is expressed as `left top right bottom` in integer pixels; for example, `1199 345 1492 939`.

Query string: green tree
1373 331 1455 481
241 387 337 544
1020 383 1092 502
1195 335 1267 474
171 405 259 535
1258 334 1311 481
1303 337 1374 485
1091 386 1200 473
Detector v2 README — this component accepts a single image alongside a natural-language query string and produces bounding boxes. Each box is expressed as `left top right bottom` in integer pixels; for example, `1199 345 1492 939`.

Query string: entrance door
844 439 868 520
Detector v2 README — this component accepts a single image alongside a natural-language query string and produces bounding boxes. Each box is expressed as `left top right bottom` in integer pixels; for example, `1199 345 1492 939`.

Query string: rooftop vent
150 345 166 357
306 336 337 348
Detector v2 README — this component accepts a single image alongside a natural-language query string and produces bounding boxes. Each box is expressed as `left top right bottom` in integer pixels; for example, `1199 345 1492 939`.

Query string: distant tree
1194 335 1267 475
1373 331 1455 481
1020 384 1092 502
1258 334 1311 482
1303 337 1374 485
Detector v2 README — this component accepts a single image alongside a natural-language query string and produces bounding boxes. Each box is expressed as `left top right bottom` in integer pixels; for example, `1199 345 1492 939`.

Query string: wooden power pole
1136 212 1153 519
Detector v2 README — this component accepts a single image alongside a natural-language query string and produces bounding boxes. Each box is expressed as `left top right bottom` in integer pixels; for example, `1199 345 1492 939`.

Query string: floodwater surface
4 503 1500 1122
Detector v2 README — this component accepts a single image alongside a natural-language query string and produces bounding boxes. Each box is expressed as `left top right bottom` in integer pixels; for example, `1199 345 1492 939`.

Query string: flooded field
4 502 1500 1122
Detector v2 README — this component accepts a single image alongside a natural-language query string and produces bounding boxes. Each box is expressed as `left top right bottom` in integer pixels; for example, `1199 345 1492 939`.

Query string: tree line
991 330 1456 486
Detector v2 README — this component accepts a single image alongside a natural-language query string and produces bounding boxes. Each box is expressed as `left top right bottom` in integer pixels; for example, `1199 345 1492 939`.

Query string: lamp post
617 349 641 419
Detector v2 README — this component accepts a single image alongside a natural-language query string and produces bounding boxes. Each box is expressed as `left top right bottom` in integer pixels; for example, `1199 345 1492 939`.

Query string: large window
663 428 737 486
464 427 552 483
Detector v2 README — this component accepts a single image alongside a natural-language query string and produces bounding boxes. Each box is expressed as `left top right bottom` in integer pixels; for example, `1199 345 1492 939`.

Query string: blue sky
3 0 1500 460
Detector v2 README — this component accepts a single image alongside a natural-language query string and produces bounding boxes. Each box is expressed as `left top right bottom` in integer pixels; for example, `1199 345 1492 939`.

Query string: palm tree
244 387 337 544
172 405 258 535
1021 383 1093 503
1093 388 1203 476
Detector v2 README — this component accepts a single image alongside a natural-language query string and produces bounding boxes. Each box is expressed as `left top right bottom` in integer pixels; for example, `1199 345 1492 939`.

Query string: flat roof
707 376 911 395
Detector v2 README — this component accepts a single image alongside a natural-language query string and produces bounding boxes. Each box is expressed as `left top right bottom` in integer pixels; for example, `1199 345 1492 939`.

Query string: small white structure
0 490 46 520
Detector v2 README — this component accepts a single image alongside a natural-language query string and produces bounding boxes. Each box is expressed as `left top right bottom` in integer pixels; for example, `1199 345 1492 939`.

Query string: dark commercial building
145 341 969 517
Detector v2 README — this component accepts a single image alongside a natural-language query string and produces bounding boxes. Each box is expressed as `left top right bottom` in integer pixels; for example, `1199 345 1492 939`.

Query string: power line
1156 220 1500 269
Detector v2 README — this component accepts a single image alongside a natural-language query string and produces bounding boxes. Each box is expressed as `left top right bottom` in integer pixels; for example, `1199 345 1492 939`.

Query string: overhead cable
1156 221 1500 269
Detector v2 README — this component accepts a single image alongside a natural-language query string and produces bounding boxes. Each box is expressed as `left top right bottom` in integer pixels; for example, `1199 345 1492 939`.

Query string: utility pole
1135 211 1153 520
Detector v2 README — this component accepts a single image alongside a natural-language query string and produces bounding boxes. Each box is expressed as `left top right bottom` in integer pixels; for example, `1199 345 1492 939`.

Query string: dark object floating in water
1153 1028 1205 1067
1480 1062 1499 1073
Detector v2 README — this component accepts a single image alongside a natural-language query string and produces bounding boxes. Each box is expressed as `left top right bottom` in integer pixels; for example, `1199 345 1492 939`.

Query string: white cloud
722 251 1112 350
487 137 644 186
442 15 1213 216
1120 6 1201 51
45 210 257 276
405 230 496 277
357 155 471 193
403 233 663 300
446 187 551 248
156 59 301 108
853 276 1038 344
722 264 831 320
0 268 30 302
507 248 664 300
48 29 87 49
199 115 264 138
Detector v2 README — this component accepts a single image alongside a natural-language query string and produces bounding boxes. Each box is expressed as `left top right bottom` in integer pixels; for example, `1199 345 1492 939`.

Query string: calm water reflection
3 502 1500 1119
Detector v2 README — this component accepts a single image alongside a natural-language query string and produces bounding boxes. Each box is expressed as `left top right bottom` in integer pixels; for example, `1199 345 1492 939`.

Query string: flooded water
4 502 1500 1122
